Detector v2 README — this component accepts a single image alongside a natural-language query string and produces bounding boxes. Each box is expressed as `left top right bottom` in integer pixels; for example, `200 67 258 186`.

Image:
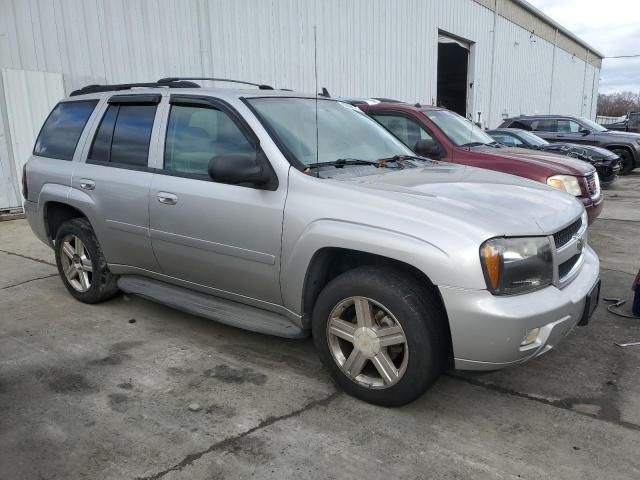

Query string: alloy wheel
326 296 409 389
59 234 93 292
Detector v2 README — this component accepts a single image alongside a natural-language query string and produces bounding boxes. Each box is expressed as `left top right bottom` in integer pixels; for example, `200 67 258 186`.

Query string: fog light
521 327 540 346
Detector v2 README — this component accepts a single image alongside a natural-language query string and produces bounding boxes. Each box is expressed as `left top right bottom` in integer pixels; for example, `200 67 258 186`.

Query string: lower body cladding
440 246 600 371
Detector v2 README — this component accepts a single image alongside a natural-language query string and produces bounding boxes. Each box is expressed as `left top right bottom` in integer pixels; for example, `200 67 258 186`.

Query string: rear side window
88 104 157 167
34 101 98 160
531 119 557 132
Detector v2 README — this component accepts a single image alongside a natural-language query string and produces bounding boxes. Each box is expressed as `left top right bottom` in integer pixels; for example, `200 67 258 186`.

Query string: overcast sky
526 0 640 94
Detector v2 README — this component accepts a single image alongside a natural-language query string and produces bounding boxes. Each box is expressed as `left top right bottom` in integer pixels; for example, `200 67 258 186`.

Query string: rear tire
54 217 119 304
611 148 635 175
312 265 448 407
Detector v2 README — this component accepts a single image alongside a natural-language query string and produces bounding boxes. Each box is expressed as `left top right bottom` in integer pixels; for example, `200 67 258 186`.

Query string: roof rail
158 77 274 90
69 79 200 97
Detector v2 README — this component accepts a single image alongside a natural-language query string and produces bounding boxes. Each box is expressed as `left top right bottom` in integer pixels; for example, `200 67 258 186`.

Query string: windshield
579 117 608 132
516 130 549 146
423 110 495 146
247 98 413 167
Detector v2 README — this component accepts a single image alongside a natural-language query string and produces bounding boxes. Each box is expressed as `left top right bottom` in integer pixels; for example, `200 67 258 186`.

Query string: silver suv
23 79 600 406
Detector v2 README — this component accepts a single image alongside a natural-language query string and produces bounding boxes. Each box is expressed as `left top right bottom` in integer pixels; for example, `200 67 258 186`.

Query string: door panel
149 175 285 303
72 97 162 271
148 96 285 304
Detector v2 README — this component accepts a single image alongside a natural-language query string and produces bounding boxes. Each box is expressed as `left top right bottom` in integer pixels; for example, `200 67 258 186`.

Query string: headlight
480 237 553 295
547 175 582 196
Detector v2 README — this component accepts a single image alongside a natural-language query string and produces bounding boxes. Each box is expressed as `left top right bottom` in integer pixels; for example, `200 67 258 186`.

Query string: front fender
280 219 454 315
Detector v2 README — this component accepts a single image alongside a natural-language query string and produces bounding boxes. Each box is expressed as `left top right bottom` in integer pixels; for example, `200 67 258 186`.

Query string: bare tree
597 91 640 117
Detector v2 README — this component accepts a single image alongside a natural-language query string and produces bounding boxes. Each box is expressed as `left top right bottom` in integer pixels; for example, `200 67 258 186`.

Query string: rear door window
557 120 581 133
531 119 557 132
34 100 98 160
88 103 157 167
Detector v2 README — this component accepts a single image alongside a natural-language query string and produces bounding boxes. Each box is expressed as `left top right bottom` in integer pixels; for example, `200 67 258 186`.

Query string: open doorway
436 33 470 117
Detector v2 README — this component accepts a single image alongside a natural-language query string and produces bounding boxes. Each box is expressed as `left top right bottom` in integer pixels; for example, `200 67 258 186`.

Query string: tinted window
373 114 433 149
531 119 557 132
88 104 157 167
164 105 254 175
88 106 117 162
34 101 98 160
557 119 580 133
110 105 156 166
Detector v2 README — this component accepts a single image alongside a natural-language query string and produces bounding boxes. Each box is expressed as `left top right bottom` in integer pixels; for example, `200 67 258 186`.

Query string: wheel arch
300 246 454 364
605 144 635 159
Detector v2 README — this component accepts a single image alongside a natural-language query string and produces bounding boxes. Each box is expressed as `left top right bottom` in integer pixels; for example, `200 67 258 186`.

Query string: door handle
157 192 178 205
80 179 95 190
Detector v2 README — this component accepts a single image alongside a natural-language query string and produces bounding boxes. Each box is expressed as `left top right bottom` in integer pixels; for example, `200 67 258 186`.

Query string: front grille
585 173 599 197
553 218 582 248
559 253 581 278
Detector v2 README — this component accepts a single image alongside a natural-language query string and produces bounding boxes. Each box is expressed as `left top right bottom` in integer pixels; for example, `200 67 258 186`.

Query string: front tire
312 266 448 407
54 217 119 304
611 148 635 175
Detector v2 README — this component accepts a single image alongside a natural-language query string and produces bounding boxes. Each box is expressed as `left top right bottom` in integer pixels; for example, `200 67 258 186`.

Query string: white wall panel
0 69 64 209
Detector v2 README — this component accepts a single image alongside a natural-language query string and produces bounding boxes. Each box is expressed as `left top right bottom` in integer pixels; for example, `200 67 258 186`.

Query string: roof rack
158 77 274 90
70 76 275 97
70 79 201 97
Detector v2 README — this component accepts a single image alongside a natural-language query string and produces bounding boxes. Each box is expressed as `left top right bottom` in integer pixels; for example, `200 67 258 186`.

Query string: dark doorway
437 42 469 116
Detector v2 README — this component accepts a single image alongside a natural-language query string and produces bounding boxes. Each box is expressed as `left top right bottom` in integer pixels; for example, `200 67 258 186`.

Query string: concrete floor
1 173 640 480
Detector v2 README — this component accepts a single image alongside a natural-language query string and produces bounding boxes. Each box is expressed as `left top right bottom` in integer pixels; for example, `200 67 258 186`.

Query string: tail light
22 163 28 200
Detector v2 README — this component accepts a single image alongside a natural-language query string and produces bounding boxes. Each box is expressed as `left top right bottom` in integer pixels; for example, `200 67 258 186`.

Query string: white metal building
0 0 603 212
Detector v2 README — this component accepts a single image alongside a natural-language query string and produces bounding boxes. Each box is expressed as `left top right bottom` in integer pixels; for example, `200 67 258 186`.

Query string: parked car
499 115 640 175
604 112 640 134
24 79 600 406
348 99 603 224
487 128 620 187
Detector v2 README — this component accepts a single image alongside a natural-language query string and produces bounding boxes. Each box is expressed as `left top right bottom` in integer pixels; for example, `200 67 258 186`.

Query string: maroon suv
352 100 602 223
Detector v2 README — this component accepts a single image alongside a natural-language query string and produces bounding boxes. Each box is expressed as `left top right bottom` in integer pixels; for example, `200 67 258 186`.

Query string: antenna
314 26 320 177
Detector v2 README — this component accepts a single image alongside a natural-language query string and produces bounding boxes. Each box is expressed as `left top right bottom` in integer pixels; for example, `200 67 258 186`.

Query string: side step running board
117 275 307 339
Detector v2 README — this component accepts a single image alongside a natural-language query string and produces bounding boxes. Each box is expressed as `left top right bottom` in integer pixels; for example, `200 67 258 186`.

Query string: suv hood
472 145 595 176
339 163 584 236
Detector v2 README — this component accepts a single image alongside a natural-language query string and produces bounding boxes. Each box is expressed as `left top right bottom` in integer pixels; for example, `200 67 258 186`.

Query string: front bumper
581 194 603 224
439 245 599 371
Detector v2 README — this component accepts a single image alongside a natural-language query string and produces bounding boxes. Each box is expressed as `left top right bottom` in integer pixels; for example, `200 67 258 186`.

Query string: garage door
0 68 64 211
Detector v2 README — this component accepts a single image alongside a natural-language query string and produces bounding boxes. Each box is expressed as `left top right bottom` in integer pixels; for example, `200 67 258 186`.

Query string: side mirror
208 151 276 189
579 128 591 136
414 139 443 158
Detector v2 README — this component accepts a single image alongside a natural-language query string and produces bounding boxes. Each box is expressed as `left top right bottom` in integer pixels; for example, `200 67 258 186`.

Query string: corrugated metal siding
0 0 601 210
491 15 555 120
0 0 598 120
2 68 64 184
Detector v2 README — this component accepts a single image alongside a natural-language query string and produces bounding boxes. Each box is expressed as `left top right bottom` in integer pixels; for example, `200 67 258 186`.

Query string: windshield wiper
377 154 434 163
308 158 380 169
459 141 485 148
